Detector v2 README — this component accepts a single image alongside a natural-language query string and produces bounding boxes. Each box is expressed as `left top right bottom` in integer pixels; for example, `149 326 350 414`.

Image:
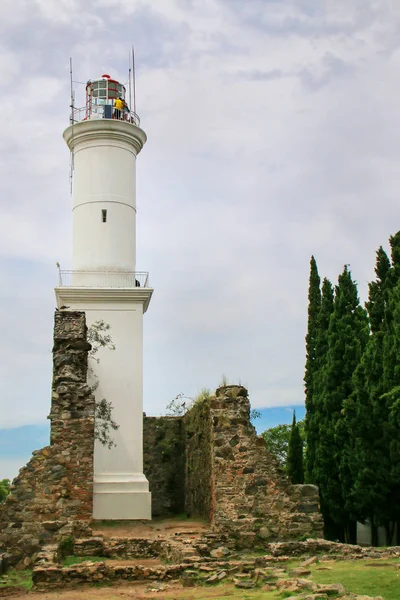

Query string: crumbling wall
0 311 94 566
209 385 324 546
184 399 212 519
143 386 323 544
143 416 185 516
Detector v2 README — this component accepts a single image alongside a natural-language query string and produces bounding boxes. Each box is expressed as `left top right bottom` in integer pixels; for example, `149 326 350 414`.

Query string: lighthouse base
93 473 152 520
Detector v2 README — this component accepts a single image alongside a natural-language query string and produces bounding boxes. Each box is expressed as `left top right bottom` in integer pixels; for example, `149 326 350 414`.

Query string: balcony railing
71 105 140 127
58 270 149 288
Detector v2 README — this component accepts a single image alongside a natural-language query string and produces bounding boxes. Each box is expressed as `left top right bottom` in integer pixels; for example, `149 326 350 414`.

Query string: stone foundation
0 313 323 569
32 537 400 591
0 312 94 566
145 385 323 544
208 386 323 543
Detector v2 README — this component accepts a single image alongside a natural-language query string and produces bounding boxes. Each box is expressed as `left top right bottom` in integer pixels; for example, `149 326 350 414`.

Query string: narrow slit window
102 209 107 223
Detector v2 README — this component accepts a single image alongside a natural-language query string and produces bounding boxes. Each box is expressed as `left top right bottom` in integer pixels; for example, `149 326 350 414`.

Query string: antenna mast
69 57 75 194
69 57 75 125
128 52 132 113
132 46 137 115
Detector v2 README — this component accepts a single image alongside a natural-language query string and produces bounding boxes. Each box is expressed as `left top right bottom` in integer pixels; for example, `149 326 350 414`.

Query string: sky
1 0 400 473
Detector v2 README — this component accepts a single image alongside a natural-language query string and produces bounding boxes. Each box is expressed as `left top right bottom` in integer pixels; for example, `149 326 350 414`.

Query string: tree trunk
371 521 379 547
344 521 357 544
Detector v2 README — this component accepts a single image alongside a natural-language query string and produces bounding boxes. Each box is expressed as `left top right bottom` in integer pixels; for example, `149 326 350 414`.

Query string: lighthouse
55 74 152 520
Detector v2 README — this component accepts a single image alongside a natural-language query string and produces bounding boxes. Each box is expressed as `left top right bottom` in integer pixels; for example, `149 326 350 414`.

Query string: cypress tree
381 238 400 542
310 277 334 484
304 256 321 483
317 266 369 541
287 411 304 484
348 246 391 543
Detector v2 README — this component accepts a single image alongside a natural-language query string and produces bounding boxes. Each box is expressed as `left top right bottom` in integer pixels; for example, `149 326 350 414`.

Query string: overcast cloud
1 0 400 429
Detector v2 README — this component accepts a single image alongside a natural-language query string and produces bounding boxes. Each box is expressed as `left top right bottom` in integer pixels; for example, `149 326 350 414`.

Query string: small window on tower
102 209 107 223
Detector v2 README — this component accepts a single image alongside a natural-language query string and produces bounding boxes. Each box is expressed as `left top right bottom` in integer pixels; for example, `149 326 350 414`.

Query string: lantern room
85 74 126 118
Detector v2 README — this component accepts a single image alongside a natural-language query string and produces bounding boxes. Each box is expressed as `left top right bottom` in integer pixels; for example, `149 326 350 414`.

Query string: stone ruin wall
0 312 94 566
208 386 323 544
0 310 323 566
144 385 324 546
143 416 185 516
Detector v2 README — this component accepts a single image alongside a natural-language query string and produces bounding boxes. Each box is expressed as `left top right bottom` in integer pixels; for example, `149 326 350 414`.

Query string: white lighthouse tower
55 73 152 519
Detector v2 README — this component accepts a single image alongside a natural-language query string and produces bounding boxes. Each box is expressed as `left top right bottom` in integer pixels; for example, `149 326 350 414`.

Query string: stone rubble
0 312 94 567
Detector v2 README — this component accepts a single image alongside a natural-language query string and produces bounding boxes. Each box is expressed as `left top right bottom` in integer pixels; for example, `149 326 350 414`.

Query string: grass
0 568 33 591
63 555 105 566
310 557 400 600
92 519 128 527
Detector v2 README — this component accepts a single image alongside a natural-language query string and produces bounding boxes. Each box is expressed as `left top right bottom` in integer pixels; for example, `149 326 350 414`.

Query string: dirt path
2 582 235 600
92 519 209 540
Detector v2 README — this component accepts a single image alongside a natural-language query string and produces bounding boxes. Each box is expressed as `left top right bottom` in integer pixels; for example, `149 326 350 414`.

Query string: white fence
58 270 149 288
71 105 140 127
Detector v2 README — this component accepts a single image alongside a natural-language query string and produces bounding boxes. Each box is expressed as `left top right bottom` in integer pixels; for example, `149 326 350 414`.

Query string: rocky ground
2 545 399 599
91 518 209 540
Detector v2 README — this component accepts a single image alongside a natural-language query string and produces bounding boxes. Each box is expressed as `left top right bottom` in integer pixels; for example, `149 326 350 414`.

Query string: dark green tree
304 256 321 483
317 266 369 542
381 260 400 542
262 420 305 468
308 277 334 488
287 411 304 484
0 479 10 502
346 246 392 544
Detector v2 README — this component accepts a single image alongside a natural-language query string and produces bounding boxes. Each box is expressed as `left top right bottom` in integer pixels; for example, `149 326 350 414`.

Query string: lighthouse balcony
58 270 149 288
71 105 140 126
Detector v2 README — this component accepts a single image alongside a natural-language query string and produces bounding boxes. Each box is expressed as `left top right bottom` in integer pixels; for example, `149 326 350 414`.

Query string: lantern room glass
86 78 126 119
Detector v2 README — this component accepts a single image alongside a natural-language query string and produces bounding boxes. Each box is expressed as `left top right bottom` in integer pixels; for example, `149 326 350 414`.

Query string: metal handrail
58 270 149 288
71 105 140 127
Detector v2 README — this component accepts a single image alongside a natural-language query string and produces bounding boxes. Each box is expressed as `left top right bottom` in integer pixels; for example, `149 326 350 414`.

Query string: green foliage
0 569 32 592
310 558 400 600
95 399 119 449
287 411 304 484
262 420 305 468
345 246 393 532
58 535 75 558
304 256 321 483
87 319 115 360
63 555 105 566
220 373 228 387
250 409 261 422
167 388 212 417
307 277 334 485
0 478 10 502
262 424 291 466
321 267 368 534
304 231 400 543
87 320 119 448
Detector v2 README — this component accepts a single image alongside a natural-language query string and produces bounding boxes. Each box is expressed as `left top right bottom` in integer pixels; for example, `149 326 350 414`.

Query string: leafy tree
316 266 369 541
262 424 291 466
262 419 305 468
87 320 119 449
0 479 10 502
304 256 321 483
287 411 304 484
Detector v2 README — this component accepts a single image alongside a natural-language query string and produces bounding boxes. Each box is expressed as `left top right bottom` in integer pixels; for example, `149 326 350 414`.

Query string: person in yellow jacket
113 97 124 120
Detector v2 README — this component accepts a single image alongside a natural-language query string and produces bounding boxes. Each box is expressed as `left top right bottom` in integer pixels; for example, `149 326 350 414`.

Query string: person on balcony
113 97 124 120
123 99 130 121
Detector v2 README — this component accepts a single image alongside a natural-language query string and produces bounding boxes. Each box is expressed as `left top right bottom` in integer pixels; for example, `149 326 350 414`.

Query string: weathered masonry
0 311 322 567
0 312 94 565
144 386 323 545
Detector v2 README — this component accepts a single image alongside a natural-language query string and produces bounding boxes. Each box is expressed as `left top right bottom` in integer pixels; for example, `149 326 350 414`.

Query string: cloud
1 0 400 432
